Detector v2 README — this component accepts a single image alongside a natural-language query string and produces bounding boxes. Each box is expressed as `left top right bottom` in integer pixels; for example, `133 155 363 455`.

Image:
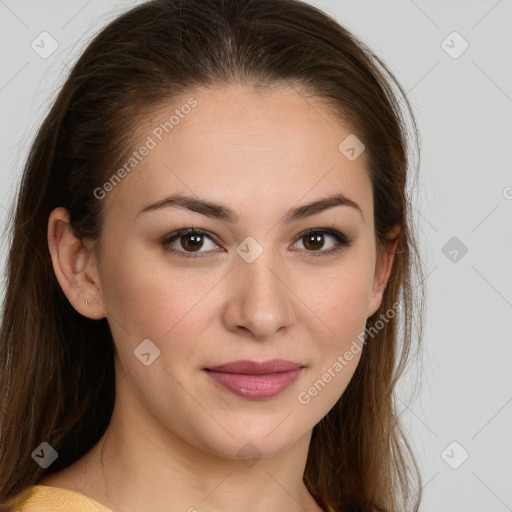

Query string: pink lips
204 359 305 400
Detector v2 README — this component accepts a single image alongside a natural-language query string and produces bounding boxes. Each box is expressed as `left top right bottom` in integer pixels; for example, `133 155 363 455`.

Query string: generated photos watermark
297 300 401 405
93 97 198 200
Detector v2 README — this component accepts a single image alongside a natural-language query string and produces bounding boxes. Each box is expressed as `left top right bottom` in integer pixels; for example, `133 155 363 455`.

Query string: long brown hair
0 1 426 510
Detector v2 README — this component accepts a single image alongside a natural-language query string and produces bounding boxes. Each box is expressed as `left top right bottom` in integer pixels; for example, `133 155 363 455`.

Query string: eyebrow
137 192 364 223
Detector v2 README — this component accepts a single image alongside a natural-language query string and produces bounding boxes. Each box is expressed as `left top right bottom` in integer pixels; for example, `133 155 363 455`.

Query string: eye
161 227 352 259
292 228 352 257
162 228 220 258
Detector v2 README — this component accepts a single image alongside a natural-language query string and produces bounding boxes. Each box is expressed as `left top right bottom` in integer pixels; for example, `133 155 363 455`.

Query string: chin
192 421 308 462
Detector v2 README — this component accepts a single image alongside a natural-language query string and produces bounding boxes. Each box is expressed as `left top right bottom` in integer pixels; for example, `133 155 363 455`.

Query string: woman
0 0 426 510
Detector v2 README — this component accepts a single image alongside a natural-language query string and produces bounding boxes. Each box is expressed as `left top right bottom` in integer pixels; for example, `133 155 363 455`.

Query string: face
62 84 396 461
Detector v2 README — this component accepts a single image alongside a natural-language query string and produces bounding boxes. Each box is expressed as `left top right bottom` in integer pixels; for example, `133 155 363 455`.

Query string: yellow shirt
15 485 112 511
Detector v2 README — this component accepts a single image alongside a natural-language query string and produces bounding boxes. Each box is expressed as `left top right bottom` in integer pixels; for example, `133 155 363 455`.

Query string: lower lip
204 368 304 399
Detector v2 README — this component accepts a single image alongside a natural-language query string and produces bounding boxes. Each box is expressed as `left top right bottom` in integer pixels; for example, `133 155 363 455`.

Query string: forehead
103 84 373 224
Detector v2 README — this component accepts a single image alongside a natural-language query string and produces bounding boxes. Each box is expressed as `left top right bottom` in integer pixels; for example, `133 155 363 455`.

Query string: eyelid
161 226 352 259
291 228 352 257
161 227 221 258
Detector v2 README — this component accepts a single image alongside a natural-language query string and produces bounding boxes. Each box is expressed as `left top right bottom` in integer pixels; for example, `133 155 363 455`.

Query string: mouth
203 359 305 400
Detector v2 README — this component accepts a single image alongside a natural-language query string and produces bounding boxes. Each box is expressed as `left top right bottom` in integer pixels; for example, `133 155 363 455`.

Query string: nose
222 251 295 340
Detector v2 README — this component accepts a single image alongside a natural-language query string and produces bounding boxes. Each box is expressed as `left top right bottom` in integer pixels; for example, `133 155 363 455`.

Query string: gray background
1 1 511 510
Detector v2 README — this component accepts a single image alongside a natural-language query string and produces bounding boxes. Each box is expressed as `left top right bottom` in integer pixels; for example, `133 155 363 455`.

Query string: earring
85 299 89 305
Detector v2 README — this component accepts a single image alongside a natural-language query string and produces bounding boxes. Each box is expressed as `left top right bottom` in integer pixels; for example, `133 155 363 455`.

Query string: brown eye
162 228 219 258
162 227 352 260
293 228 352 257
302 233 326 251
179 232 204 252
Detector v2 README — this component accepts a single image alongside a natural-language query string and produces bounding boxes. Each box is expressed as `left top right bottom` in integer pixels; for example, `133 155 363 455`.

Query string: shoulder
14 485 112 512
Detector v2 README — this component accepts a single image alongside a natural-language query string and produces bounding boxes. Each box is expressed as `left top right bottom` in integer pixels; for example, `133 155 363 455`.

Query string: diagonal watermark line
265 264 336 335
411 203 439 234
265 164 337 236
163 162 236 239
164 161 336 338
0 0 29 28
266 471 308 512
471 471 512 511
200 471 233 502
472 396 512 439
70 272 132 338
162 266 234 338
57 472 106 512
412 264 437 296
407 0 439 28
405 62 439 97
163 163 199 198
472 61 512 104
396 395 439 439
411 471 439 505
61 0 92 29
0 202 9 218
265 410 294 438
115 367 131 387
470 204 499 233
471 265 512 309
0 62 29 93
161 367 234 438
289 83 337 132
471 0 504 30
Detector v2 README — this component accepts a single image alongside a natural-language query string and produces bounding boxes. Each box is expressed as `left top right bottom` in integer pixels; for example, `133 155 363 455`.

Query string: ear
367 223 401 318
47 207 106 320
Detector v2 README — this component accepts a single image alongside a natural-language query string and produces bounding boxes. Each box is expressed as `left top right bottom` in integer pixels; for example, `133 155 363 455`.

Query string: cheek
300 253 374 385
293 274 370 417
100 238 199 335
99 240 225 379
96 235 375 450
314 278 369 376
100 234 375 349
303 257 374 342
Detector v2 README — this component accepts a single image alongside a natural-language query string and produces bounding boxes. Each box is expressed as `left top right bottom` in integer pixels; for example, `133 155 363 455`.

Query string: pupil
182 234 202 251
305 234 323 250
179 233 326 252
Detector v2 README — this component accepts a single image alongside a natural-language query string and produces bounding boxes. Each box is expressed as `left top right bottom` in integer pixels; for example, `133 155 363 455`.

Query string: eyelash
161 227 352 259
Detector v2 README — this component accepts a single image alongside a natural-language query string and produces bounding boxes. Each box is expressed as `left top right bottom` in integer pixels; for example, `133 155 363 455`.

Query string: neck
78 381 324 512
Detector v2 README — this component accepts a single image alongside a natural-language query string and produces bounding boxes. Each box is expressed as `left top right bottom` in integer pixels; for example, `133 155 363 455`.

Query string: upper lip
205 359 305 375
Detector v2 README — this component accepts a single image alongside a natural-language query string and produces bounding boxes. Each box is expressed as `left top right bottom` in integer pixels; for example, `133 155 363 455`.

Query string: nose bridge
225 241 294 338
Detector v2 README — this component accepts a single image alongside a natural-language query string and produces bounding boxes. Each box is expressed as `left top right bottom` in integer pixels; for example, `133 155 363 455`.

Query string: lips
205 359 304 374
204 359 305 400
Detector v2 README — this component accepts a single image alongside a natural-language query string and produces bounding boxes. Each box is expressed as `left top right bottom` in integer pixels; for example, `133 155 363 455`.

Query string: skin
43 84 399 512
